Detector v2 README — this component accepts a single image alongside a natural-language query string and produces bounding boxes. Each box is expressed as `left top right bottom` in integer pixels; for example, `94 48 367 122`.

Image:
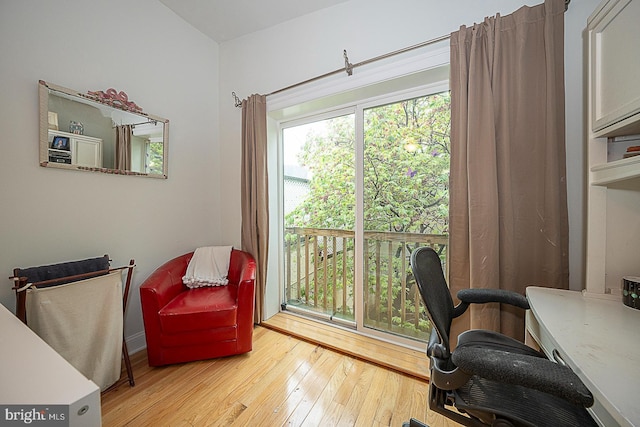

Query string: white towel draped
182 246 232 288
25 271 123 391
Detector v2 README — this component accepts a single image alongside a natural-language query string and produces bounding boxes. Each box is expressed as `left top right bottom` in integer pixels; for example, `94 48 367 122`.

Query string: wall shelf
591 155 640 186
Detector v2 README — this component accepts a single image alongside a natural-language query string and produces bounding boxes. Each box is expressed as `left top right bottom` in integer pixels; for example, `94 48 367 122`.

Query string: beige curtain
241 94 269 324
115 124 132 170
449 0 568 342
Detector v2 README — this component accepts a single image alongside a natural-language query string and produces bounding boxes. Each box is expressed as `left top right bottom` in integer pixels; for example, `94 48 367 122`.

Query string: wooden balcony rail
284 227 448 340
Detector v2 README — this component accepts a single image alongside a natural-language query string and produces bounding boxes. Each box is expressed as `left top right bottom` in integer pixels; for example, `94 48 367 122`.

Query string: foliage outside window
146 141 164 175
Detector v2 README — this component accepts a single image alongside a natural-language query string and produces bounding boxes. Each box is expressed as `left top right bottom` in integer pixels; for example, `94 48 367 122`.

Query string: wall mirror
39 80 169 178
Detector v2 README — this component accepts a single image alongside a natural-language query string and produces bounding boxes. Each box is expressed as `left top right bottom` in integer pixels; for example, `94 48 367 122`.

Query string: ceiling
158 0 351 43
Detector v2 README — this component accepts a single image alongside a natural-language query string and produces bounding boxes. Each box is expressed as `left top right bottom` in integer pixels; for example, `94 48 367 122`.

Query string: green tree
285 114 356 230
285 92 450 233
147 141 164 174
363 93 450 235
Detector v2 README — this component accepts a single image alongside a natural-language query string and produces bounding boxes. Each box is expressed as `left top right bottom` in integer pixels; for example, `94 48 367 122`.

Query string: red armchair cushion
158 285 238 333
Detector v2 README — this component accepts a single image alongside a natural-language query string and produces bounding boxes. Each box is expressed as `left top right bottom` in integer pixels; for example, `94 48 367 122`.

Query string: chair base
430 376 598 427
402 418 430 427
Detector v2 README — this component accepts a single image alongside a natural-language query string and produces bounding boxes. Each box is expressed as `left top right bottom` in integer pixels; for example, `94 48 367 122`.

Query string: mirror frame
39 80 169 179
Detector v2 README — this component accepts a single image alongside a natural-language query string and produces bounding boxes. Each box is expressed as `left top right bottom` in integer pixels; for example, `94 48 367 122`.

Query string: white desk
0 303 101 427
526 287 640 427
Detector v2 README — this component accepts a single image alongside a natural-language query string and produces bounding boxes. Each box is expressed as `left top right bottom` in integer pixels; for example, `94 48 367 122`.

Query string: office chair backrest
410 246 455 353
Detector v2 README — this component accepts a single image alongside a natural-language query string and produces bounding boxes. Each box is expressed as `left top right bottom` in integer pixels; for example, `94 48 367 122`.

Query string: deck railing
284 227 448 341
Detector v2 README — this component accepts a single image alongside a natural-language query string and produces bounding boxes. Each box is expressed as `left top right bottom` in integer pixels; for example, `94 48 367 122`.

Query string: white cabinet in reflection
48 130 102 168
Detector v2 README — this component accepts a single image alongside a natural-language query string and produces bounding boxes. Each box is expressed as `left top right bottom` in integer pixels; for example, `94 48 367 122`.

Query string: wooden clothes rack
10 256 136 388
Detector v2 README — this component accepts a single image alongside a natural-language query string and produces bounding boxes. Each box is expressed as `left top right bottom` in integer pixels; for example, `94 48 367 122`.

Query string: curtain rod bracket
343 50 353 76
232 91 242 108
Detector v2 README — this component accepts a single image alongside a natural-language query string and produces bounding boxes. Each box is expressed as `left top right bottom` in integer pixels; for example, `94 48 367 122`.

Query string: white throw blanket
182 246 232 288
25 271 123 391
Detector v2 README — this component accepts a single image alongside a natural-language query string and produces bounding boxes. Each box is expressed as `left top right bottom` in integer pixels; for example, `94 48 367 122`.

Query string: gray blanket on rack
15 256 109 287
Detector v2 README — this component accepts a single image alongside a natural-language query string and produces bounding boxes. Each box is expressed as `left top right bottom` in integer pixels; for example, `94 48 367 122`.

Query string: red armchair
140 249 256 366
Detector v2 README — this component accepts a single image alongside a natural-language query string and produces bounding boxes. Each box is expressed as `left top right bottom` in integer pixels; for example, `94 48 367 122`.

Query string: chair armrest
139 253 191 310
139 271 184 312
452 346 594 407
236 279 256 318
228 249 257 285
232 250 256 325
457 288 530 310
231 250 256 351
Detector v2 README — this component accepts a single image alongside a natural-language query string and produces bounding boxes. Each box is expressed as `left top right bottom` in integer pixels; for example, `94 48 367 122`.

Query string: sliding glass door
282 112 357 325
361 93 450 342
281 90 450 345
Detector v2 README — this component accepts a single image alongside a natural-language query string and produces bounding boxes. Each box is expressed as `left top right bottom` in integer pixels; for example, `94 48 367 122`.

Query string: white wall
219 0 602 291
0 0 222 351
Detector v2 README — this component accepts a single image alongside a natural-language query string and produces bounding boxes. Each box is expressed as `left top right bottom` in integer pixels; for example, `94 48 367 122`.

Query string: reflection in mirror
39 80 169 178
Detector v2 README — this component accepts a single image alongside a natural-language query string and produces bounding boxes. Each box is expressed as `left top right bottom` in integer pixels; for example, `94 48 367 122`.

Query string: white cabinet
526 288 640 426
73 135 102 167
589 0 640 137
48 130 102 168
0 304 101 427
586 0 640 296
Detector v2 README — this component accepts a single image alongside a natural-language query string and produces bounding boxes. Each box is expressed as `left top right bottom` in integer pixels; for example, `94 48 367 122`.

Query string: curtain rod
233 0 570 107
112 120 158 129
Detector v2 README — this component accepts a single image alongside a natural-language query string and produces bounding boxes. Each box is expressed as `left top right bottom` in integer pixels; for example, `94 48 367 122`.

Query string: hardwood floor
101 326 461 426
262 312 430 380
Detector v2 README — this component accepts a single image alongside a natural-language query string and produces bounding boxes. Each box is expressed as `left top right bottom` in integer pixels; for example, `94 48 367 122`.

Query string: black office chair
406 246 597 427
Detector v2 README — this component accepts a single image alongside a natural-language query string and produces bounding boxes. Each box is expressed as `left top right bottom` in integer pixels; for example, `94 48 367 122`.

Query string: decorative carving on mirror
86 88 143 113
39 80 169 179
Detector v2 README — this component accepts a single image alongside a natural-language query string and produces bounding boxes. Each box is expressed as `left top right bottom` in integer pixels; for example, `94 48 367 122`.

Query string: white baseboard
125 331 146 355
